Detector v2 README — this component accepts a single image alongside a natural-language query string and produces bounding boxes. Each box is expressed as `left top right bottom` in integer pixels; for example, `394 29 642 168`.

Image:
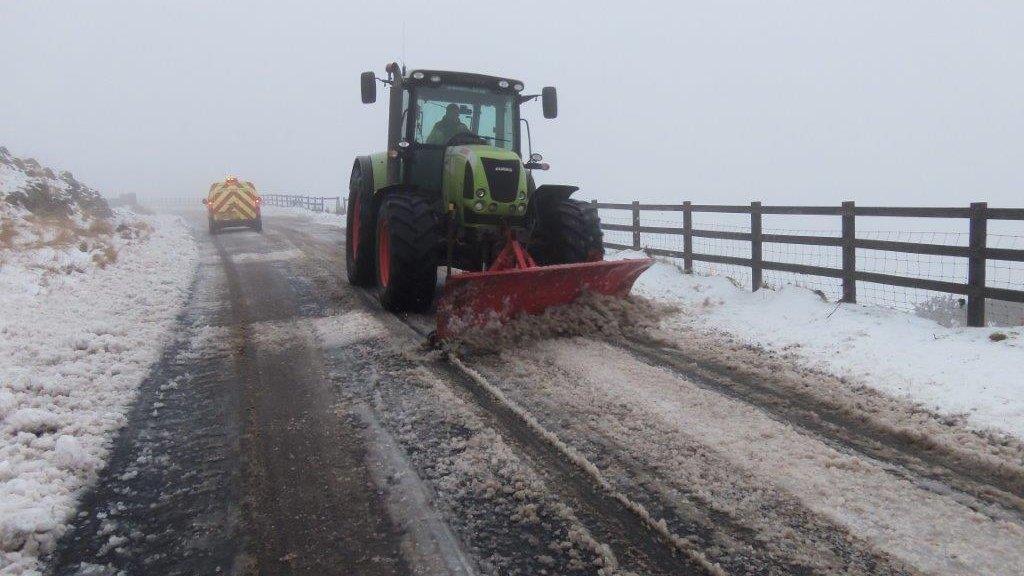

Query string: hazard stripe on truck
211 188 257 219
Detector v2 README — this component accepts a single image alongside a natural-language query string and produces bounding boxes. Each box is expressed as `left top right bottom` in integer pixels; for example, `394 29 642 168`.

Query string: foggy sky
3 1 1022 207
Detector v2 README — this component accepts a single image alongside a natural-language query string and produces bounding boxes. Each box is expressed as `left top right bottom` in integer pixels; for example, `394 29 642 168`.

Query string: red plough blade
435 258 654 340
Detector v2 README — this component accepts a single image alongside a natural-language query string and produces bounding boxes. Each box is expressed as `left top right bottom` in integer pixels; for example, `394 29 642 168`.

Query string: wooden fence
595 201 1024 327
262 194 342 214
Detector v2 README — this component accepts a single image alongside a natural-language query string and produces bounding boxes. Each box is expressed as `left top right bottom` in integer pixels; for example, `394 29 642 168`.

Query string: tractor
347 63 651 338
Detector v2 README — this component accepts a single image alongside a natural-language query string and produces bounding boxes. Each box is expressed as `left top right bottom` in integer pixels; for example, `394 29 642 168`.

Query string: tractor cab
360 65 556 230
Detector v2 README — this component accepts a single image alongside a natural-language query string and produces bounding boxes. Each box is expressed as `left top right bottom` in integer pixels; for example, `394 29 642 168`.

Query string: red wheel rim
377 215 390 287
351 194 362 256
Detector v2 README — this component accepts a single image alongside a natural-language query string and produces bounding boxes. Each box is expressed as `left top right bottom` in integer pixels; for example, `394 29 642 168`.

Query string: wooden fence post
683 201 693 273
631 201 641 250
841 201 857 303
967 202 988 327
751 201 763 291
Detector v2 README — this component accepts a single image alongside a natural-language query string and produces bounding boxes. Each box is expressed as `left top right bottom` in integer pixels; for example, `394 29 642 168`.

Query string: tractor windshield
413 85 516 151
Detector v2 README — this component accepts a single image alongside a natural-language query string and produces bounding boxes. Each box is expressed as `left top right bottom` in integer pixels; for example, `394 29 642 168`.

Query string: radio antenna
401 21 407 74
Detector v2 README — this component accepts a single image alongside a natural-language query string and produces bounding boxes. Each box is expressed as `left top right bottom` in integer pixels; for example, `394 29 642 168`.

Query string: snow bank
0 148 197 574
611 250 1024 440
260 204 344 229
0 147 109 219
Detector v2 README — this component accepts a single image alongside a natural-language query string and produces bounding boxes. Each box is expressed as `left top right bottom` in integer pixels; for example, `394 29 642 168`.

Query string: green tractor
347 63 650 338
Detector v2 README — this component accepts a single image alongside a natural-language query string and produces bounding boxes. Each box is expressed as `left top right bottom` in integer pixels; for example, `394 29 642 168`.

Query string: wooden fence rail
593 200 1024 327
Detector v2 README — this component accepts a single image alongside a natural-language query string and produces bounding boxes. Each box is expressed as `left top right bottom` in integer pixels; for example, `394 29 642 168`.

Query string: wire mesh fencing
595 201 1024 327
262 194 343 214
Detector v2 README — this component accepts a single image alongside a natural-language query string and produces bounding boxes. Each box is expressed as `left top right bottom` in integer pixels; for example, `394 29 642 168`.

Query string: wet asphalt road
50 216 420 576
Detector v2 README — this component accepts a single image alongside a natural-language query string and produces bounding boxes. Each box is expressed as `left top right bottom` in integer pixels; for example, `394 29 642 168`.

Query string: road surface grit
48 212 1024 576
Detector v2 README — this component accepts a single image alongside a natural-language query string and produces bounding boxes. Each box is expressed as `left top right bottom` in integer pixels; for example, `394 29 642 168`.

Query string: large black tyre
375 195 440 312
532 199 604 265
346 159 376 286
208 217 218 235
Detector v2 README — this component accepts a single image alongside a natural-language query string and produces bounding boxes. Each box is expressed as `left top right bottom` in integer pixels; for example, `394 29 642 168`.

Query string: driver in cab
426 103 471 145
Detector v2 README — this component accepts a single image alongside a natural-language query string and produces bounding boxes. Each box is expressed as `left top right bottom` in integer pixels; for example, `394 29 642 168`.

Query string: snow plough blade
435 257 654 340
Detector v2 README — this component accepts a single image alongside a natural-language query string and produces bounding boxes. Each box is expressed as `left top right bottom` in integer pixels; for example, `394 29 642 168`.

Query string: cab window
413 85 514 151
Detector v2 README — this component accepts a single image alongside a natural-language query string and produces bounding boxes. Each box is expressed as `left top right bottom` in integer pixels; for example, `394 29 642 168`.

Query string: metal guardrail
595 200 1024 327
136 194 346 214
261 194 343 214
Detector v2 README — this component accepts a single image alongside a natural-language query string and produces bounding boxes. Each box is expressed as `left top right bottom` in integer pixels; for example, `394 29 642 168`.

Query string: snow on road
229 247 304 263
474 338 1024 575
259 204 344 228
0 213 196 574
612 250 1024 440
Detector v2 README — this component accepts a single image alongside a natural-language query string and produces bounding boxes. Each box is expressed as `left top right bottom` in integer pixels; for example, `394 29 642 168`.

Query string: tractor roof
405 69 524 92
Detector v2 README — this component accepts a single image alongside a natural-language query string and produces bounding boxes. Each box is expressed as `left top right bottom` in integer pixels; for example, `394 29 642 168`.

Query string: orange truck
203 176 262 234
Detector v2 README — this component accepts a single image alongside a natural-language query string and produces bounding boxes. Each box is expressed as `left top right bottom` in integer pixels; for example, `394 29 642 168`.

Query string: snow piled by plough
610 249 1024 441
0 147 197 575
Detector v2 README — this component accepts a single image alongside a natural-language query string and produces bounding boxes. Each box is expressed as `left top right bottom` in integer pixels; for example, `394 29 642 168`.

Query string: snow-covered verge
0 148 198 574
611 250 1024 440
259 204 344 229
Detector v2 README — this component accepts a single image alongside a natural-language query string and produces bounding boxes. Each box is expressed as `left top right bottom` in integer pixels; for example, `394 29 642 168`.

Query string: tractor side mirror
360 71 377 104
541 87 557 119
202 198 209 205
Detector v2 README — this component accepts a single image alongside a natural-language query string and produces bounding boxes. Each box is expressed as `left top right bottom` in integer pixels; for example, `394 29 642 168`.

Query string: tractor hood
444 145 528 227
448 144 521 167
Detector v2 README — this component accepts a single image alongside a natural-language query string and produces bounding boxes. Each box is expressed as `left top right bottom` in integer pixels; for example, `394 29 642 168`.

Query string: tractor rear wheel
375 195 439 312
533 199 604 265
346 162 376 286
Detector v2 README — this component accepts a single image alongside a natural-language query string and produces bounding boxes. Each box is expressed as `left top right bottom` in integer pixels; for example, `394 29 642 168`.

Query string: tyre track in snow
356 304 720 576
49 236 244 576
462 343 922 576
615 334 1024 523
469 337 1024 575
211 225 419 576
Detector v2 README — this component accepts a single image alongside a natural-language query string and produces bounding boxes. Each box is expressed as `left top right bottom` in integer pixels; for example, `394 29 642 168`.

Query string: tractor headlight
473 201 485 212
412 71 425 80
513 83 524 92
475 188 486 198
498 80 510 88
488 202 498 212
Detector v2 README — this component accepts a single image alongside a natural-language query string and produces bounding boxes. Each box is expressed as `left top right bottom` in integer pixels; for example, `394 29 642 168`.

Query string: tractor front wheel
375 195 439 312
532 199 604 265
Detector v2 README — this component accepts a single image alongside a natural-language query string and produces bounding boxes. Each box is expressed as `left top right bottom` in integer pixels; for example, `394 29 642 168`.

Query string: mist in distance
3 1 1021 208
